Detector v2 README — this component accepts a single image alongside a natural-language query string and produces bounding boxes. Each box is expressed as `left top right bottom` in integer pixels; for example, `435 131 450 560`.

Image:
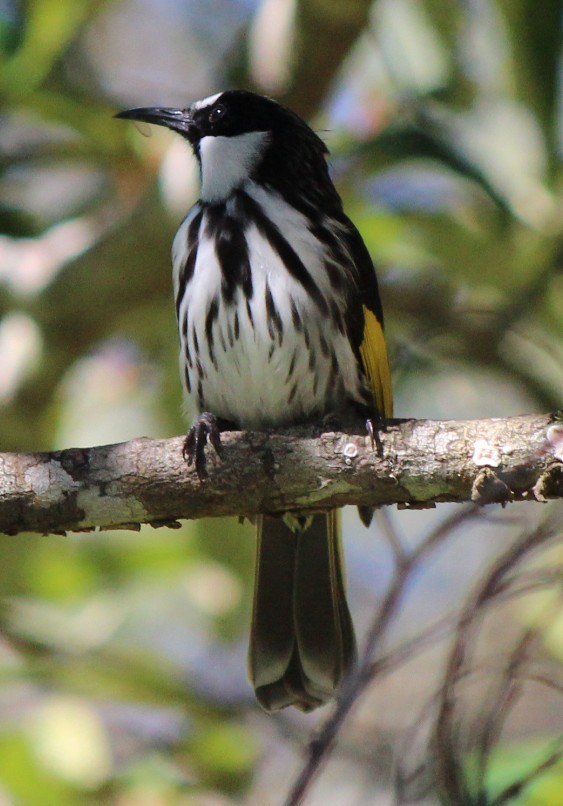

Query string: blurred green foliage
0 0 562 803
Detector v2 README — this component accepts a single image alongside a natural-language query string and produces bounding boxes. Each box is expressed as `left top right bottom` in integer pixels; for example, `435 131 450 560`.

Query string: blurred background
1 0 562 803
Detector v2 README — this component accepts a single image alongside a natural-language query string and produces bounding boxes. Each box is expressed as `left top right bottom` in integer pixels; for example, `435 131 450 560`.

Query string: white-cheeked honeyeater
116 90 393 712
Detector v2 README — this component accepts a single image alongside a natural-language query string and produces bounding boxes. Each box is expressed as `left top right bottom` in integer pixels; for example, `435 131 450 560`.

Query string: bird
116 90 393 712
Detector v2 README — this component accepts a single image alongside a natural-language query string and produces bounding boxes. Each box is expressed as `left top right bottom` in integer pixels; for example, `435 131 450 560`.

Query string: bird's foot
183 412 223 481
366 416 385 458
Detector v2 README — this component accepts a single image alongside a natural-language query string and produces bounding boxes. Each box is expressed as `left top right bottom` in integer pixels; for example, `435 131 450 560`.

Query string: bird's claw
183 412 223 481
366 417 384 458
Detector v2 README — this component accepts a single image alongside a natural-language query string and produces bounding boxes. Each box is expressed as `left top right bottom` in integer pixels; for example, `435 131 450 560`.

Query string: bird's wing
342 217 393 418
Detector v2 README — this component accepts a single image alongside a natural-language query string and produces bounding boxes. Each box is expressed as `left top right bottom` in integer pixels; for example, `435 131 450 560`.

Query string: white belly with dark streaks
172 182 367 429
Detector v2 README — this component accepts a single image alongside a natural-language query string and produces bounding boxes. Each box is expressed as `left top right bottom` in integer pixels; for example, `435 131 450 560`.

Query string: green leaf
0 732 81 806
1 0 105 98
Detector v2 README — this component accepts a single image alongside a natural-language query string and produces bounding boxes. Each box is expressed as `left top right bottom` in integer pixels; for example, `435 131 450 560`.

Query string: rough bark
1 413 561 536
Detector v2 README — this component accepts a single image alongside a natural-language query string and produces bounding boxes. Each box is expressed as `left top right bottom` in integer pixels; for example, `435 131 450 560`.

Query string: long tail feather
248 511 356 712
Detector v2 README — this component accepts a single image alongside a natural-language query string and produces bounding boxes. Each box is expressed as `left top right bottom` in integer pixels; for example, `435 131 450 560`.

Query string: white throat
198 131 270 203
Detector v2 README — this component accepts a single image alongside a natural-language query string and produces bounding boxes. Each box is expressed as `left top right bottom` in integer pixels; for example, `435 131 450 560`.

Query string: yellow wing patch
359 305 393 418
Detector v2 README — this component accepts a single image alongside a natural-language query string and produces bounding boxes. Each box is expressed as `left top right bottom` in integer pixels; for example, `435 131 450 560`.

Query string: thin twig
283 507 480 806
431 516 563 804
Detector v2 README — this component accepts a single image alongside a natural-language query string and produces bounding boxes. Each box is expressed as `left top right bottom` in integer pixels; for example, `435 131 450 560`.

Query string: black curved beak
115 106 193 137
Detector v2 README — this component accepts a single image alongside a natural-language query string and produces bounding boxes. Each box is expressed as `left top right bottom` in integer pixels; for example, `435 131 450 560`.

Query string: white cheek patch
199 132 270 203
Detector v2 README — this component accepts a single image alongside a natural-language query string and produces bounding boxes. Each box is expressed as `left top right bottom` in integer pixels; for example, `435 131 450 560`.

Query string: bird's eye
209 104 227 124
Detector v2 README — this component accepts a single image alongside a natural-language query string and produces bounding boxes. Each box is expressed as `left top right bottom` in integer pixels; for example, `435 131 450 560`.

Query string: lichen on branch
0 413 561 536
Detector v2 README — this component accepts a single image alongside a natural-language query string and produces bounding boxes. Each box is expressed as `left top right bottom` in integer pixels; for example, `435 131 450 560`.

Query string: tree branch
0 413 561 536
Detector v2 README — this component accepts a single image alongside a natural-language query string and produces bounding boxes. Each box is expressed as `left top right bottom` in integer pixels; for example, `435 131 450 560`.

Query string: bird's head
116 90 338 208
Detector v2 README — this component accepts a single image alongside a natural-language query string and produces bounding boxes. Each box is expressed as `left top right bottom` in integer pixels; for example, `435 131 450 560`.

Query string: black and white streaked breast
173 181 371 429
168 93 371 429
